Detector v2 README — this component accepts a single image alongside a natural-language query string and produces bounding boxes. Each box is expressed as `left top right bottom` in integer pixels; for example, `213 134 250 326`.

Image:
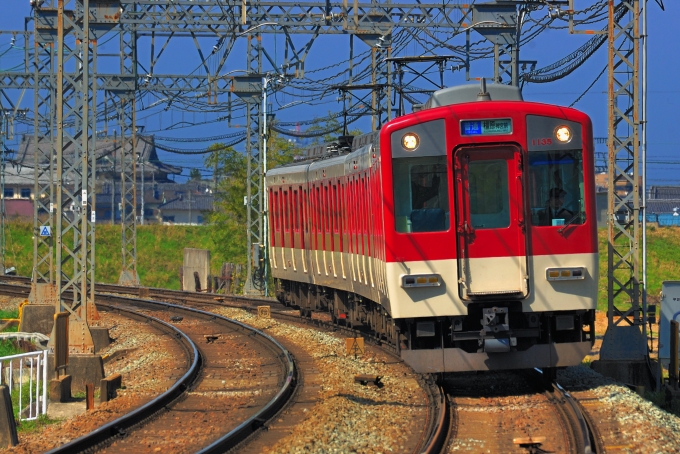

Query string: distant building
95 180 214 225
4 134 216 224
646 199 680 215
14 134 182 182
2 165 53 220
158 192 214 225
594 172 642 196
645 185 680 219
648 186 680 200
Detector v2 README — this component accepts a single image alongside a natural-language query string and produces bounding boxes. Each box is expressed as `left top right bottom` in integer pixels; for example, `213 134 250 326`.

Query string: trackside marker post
258 306 271 319
345 337 365 358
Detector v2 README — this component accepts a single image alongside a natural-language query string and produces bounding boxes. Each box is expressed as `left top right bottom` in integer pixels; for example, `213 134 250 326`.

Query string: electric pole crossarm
1 73 236 94
120 1 471 33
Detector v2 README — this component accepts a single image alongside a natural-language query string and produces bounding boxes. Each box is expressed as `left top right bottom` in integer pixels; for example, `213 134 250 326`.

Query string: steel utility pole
52 0 98 352
0 110 6 277
597 0 649 379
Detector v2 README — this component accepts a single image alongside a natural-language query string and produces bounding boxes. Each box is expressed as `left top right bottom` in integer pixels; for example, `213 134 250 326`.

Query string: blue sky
0 1 676 186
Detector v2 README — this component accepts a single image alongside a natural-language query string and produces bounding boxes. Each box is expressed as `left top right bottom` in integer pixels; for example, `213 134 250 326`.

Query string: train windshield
528 150 586 227
393 156 449 233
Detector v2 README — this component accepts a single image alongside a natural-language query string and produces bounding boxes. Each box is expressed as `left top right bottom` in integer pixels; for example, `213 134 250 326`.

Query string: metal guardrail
0 350 48 420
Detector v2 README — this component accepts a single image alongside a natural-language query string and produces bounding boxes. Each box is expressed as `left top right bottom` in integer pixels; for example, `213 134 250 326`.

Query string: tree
189 168 202 181
204 130 303 289
305 112 363 145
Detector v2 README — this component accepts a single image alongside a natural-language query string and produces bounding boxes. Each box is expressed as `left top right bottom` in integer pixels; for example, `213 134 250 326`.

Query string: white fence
0 350 48 421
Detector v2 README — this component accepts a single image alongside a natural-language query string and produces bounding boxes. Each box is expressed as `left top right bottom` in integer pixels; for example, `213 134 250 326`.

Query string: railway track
444 369 602 453
0 276 447 453
0 280 296 453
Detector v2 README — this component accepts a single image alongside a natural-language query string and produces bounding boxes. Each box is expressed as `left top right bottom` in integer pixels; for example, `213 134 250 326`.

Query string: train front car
383 84 598 373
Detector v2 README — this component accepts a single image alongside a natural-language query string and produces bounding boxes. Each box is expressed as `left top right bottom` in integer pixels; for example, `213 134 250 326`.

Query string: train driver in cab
538 187 574 226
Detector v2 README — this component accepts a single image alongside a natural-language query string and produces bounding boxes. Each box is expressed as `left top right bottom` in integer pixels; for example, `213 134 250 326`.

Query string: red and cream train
266 83 598 373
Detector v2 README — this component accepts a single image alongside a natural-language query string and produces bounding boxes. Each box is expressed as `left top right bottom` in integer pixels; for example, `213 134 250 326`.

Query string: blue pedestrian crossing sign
40 226 52 237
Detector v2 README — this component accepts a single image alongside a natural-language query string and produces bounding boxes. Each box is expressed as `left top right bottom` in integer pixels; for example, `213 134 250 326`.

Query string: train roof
422 83 523 109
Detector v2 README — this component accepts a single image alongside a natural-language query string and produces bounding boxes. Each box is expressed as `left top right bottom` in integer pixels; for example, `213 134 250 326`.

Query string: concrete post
182 248 210 292
0 385 18 447
671 320 679 390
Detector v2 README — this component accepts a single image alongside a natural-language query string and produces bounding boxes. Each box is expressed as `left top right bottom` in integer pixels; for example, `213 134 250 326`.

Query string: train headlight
546 267 585 281
401 132 420 151
554 125 572 143
401 274 441 288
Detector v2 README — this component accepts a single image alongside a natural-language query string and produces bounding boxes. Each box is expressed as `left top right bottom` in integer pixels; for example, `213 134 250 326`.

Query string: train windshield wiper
557 212 583 233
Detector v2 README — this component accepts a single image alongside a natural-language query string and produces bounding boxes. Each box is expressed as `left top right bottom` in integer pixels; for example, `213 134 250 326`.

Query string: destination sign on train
460 119 512 136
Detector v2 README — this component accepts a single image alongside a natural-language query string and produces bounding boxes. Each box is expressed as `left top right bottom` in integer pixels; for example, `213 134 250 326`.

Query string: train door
454 144 528 299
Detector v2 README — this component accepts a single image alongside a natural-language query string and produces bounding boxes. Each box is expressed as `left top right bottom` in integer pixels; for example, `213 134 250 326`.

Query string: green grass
0 342 61 431
0 308 19 319
72 388 100 399
1 325 19 333
3 221 232 290
5 221 680 299
16 414 61 434
596 226 680 312
8 380 61 431
0 339 23 357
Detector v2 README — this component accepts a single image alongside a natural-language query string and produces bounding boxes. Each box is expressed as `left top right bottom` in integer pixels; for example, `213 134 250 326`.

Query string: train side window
392 156 449 233
293 189 299 232
283 190 289 232
337 180 344 251
288 188 294 236
269 189 276 247
315 185 321 237
324 184 330 234
301 188 306 249
333 184 338 233
528 150 586 227
278 188 284 234
303 189 308 234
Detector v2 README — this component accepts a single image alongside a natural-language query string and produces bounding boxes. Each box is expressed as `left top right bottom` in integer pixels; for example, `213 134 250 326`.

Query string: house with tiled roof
7 134 217 224
95 180 214 224
157 190 214 225
2 164 56 220
14 134 182 182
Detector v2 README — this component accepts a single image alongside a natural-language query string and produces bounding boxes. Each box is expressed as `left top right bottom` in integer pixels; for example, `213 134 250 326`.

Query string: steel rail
96 295 298 454
553 381 604 454
419 383 450 454
1 275 445 453
126 287 449 454
47 302 201 454
0 279 297 453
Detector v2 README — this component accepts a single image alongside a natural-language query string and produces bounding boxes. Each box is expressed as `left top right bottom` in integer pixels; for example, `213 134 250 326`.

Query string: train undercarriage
275 278 596 372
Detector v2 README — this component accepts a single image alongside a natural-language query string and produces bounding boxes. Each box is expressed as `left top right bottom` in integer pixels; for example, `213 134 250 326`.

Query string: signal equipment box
659 281 680 368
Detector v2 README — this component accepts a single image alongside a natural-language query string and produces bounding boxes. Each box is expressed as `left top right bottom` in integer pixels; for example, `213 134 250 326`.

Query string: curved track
1 276 449 453
0 280 296 453
444 369 602 453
